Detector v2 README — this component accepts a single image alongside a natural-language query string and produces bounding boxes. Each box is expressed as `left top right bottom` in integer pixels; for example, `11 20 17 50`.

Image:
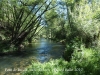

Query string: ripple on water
0 39 65 75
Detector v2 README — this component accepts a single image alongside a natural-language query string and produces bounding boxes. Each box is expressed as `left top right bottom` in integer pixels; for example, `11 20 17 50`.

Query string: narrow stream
0 38 65 75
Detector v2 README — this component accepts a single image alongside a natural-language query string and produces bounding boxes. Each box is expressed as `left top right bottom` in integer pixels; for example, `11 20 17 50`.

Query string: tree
0 0 54 52
44 1 67 41
61 0 100 61
63 0 100 47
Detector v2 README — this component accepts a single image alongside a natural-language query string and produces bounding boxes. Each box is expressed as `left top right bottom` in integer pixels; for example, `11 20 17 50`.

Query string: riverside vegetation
0 0 100 75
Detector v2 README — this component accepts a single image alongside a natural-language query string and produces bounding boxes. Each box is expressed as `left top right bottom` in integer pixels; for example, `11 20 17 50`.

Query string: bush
21 48 100 75
21 59 68 75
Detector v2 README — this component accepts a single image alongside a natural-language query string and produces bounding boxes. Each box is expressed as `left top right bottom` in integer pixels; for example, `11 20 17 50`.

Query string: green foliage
64 0 100 48
0 40 10 53
21 59 67 75
71 48 100 75
0 0 54 52
44 8 67 41
22 48 100 75
0 33 6 40
63 43 75 61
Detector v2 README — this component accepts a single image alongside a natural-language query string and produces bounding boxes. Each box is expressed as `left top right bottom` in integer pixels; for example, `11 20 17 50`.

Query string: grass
21 47 100 75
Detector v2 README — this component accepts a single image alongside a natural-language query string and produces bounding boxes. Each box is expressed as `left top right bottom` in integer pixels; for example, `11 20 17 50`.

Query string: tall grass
21 48 100 75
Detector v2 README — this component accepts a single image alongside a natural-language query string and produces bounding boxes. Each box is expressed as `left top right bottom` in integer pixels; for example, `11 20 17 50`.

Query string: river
0 38 65 75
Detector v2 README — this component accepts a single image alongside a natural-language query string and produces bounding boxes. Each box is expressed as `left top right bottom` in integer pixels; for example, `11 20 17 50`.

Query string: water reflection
0 38 65 75
35 38 65 62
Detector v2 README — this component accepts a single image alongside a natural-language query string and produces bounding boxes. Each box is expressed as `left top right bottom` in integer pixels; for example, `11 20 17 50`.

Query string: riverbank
0 38 65 75
21 48 100 75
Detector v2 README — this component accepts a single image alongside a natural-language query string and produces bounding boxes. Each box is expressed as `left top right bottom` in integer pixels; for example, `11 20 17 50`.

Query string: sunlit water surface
0 38 65 75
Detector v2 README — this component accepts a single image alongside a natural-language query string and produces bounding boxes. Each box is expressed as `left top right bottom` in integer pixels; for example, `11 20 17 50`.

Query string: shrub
21 48 100 75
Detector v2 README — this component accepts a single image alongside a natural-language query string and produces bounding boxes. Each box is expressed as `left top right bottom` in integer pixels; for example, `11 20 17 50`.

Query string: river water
0 38 65 75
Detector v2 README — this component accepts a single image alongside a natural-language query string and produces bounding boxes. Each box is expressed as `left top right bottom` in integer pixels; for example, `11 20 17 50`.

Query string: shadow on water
0 38 65 75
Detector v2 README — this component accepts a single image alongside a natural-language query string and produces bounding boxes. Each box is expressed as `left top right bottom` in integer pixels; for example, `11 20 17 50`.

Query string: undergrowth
21 47 100 75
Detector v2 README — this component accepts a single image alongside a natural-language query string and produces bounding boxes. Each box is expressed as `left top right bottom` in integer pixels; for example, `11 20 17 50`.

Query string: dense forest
0 0 100 75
